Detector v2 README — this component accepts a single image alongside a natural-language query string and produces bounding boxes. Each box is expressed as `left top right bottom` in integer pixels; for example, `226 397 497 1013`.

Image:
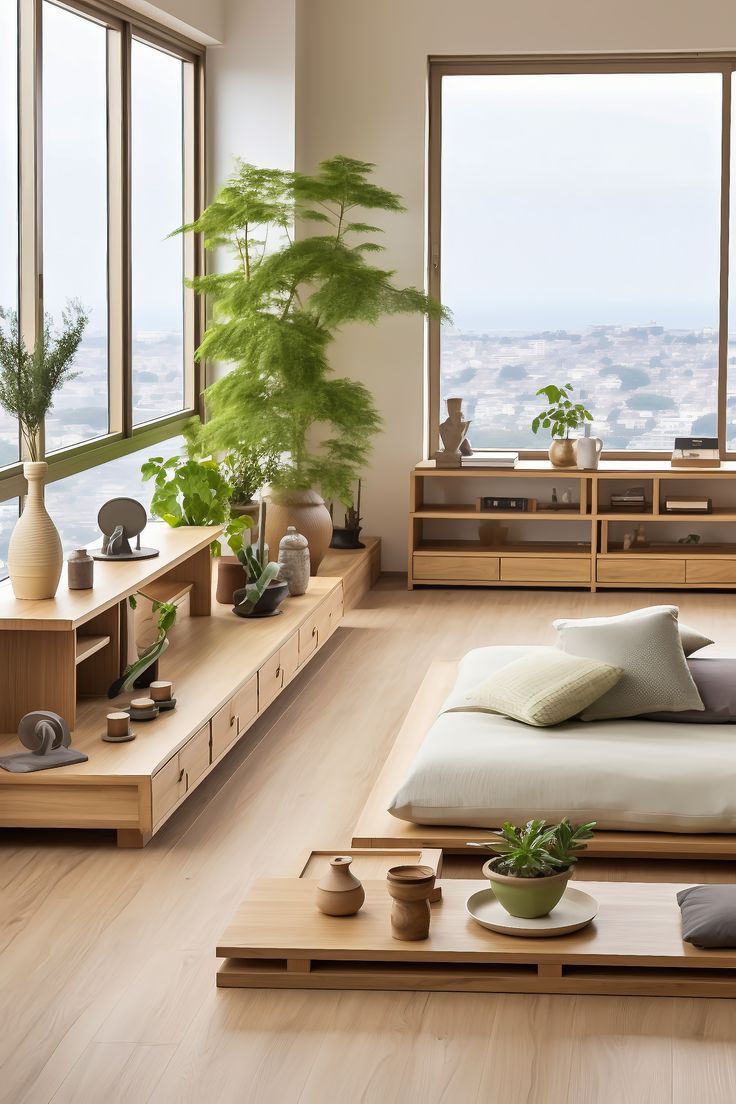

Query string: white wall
295 0 736 569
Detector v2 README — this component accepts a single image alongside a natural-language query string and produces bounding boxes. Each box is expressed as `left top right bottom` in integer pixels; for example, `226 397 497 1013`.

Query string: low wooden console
0 534 381 847
409 459 736 592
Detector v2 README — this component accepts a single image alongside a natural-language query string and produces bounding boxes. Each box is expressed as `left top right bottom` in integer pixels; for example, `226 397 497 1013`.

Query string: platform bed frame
352 663 736 861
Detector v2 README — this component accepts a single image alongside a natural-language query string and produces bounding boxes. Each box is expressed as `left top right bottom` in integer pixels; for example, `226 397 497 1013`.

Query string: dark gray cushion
644 658 736 723
678 884 736 947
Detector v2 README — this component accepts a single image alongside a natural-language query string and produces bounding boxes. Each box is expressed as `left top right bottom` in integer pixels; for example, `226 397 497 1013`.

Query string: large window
431 61 736 455
0 0 202 576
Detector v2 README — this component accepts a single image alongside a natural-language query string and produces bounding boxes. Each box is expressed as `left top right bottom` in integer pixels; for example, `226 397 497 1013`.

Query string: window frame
427 54 734 459
1 0 205 508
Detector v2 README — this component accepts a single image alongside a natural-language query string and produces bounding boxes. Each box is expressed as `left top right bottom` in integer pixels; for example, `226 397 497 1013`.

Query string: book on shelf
665 498 713 513
461 452 518 468
476 496 536 512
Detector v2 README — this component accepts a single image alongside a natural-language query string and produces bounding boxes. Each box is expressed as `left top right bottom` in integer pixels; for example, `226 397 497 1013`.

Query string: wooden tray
217 878 736 998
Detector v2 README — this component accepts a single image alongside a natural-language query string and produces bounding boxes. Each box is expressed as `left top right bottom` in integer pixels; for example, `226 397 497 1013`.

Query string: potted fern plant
0 302 88 598
175 156 447 572
470 818 595 918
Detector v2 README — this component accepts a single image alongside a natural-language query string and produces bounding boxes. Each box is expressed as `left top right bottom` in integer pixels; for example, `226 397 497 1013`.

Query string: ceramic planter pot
216 556 246 605
548 439 577 468
264 489 332 575
232 578 289 618
482 859 572 919
330 525 364 550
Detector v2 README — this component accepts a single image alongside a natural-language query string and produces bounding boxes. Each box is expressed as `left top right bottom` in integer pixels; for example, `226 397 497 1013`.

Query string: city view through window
440 72 735 451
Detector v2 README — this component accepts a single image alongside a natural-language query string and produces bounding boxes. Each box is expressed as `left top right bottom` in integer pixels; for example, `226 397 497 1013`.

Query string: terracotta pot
8 462 63 599
216 555 245 605
231 500 260 542
483 859 572 919
386 864 436 941
548 439 577 468
315 856 365 916
264 488 332 576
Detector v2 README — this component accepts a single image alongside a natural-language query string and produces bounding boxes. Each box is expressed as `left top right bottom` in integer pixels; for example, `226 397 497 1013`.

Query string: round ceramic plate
466 886 598 938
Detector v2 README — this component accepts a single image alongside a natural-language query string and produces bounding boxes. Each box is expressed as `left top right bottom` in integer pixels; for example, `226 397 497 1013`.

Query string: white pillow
462 649 623 726
553 606 704 721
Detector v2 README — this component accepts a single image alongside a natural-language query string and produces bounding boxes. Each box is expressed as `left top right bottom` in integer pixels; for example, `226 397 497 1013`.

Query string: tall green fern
176 156 449 503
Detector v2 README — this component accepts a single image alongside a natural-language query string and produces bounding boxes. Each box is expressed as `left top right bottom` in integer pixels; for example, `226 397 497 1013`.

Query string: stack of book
609 487 647 512
665 498 712 514
461 452 518 469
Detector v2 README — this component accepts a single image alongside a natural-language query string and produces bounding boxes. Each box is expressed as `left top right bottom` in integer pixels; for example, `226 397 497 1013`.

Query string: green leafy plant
235 544 280 613
174 155 449 503
0 301 88 461
531 382 593 441
108 598 178 698
225 446 280 505
469 818 596 878
141 453 251 556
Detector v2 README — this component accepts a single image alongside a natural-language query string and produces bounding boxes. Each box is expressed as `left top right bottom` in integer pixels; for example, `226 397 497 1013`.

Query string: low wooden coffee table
217 853 736 998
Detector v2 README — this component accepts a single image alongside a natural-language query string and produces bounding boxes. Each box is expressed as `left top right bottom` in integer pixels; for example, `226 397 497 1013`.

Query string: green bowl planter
482 858 572 919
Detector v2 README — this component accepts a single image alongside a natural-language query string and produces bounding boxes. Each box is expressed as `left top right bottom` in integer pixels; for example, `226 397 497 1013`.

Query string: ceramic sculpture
278 526 310 596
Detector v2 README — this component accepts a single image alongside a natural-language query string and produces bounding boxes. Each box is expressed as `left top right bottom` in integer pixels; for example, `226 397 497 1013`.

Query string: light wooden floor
3 580 736 1104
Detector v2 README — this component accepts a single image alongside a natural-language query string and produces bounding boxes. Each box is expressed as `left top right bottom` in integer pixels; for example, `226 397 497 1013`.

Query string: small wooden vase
315 856 365 916
8 461 63 599
386 864 436 941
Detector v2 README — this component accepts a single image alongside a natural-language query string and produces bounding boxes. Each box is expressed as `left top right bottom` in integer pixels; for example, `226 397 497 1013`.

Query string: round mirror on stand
93 498 159 561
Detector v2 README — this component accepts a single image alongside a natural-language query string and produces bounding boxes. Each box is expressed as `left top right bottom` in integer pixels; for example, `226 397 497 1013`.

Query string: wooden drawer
258 650 284 712
686 559 736 584
324 584 344 638
597 558 686 584
152 721 210 827
412 554 500 582
298 614 320 665
280 633 299 687
210 675 258 762
500 557 590 583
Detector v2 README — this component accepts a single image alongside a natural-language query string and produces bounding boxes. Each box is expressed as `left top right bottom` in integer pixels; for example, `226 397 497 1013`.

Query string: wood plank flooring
2 580 736 1103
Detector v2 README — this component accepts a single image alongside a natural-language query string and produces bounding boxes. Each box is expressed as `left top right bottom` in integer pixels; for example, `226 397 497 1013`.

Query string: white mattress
389 646 736 833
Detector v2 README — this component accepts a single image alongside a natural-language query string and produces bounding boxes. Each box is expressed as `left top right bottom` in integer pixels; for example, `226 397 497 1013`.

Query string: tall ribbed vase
8 462 63 599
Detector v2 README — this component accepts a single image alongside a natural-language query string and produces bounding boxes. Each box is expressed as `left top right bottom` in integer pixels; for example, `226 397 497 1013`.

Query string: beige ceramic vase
315 856 365 916
548 439 577 468
264 488 332 576
8 462 63 600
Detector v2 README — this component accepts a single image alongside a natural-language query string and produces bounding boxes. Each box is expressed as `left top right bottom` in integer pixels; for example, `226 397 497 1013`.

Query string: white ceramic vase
576 436 603 470
8 461 63 599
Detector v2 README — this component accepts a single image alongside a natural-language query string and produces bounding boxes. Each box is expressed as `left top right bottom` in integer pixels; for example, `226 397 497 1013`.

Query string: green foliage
141 452 251 556
531 382 593 441
235 545 280 612
0 301 88 461
224 445 280 504
175 155 450 503
469 818 596 879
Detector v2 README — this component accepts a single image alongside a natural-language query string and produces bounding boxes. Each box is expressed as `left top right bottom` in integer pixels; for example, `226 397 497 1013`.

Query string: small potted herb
329 479 365 550
531 383 593 468
470 818 595 918
225 446 280 541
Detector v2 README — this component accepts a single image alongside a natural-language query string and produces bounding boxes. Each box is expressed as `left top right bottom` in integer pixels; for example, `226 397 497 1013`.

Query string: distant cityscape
441 323 734 451
0 329 184 578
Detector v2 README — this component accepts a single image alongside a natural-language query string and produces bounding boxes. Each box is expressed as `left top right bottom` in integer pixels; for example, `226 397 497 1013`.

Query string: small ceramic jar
278 526 310 596
315 856 365 916
67 549 94 590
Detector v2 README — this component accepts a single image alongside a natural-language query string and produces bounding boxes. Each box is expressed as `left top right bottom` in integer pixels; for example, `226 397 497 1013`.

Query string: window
430 61 736 455
0 1 202 570
0 0 19 467
131 39 186 425
43 1 109 451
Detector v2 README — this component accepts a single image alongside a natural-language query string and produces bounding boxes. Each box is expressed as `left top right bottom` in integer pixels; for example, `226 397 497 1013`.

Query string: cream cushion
389 646 736 832
680 621 714 656
553 606 704 721
462 648 623 726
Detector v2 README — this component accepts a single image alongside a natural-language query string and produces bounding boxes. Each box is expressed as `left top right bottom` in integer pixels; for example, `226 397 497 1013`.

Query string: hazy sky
0 0 185 334
442 72 724 332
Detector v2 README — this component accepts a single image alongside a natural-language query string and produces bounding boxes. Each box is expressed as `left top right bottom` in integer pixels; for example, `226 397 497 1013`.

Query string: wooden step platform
217 877 736 998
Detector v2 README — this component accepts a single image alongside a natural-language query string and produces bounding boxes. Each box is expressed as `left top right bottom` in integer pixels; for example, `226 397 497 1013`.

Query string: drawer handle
178 768 185 783
275 665 281 678
312 625 317 637
230 713 236 727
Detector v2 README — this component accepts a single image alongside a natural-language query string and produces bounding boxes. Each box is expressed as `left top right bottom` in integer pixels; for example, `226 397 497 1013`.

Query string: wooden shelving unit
408 459 736 592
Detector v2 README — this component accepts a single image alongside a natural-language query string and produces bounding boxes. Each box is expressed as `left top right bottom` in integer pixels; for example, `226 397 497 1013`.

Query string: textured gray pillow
678 884 736 948
644 658 736 723
679 622 714 656
553 605 704 721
